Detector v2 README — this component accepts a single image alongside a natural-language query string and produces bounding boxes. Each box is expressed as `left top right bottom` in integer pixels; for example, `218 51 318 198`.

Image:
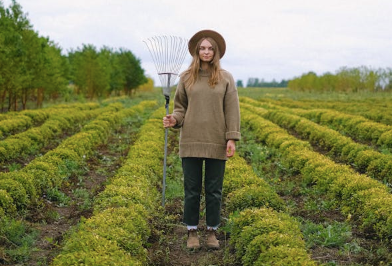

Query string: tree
40 41 69 104
116 48 147 95
69 44 110 99
0 0 32 111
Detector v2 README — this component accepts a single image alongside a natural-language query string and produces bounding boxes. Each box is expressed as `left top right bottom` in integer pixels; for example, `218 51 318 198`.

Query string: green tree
116 48 147 95
40 41 69 104
0 0 32 110
69 44 109 99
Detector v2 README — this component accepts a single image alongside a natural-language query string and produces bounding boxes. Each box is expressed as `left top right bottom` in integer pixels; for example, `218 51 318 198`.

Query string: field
1 87 392 265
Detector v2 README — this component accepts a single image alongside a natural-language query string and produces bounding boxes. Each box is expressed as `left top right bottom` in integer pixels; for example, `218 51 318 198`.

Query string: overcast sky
3 0 392 86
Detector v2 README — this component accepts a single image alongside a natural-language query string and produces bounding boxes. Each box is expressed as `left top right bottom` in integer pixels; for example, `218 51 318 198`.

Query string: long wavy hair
182 37 222 88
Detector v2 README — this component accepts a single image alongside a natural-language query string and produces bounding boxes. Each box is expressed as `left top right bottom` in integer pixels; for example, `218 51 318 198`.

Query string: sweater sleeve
224 72 241 141
172 77 188 128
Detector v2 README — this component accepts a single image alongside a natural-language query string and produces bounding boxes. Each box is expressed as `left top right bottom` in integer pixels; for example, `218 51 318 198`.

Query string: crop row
241 97 392 150
255 97 392 126
290 108 392 150
51 106 164 265
0 103 120 162
240 98 392 184
0 103 100 138
224 155 316 265
0 101 157 218
240 103 392 239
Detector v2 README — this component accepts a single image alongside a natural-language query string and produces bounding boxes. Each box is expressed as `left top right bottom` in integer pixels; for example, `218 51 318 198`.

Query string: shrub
81 206 150 263
0 172 36 202
378 130 392 148
226 185 286 214
51 232 141 266
243 232 312 266
0 179 28 209
0 189 16 214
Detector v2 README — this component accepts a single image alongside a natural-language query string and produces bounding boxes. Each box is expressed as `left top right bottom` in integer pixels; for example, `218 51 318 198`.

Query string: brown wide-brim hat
188 29 226 58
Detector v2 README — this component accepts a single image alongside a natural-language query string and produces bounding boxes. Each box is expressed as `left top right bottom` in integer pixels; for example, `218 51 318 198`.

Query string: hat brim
188 29 226 59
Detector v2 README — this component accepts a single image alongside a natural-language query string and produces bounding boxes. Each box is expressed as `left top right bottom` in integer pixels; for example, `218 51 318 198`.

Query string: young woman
163 29 241 250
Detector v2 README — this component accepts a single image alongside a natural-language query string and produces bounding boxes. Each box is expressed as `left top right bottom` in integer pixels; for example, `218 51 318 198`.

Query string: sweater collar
199 68 211 77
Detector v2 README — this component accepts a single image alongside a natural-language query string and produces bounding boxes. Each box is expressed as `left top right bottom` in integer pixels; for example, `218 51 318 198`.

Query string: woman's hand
163 114 177 128
226 139 236 157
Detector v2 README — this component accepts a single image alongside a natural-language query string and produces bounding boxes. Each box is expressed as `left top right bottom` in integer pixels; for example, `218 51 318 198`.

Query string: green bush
0 179 28 209
51 232 141 266
0 189 16 214
226 185 286 214
228 207 313 265
243 232 312 266
232 209 303 257
24 161 60 191
354 150 382 173
252 246 316 266
378 130 392 148
94 181 157 212
0 172 36 202
83 206 150 261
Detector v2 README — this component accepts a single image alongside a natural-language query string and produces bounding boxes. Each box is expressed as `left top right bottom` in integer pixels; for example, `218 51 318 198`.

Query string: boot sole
187 245 201 250
206 244 220 250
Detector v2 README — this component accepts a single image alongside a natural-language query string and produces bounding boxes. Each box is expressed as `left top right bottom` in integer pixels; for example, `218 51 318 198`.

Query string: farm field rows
1 88 392 265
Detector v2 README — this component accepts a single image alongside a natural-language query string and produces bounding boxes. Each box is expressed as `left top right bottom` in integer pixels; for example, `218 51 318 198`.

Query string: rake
144 35 188 206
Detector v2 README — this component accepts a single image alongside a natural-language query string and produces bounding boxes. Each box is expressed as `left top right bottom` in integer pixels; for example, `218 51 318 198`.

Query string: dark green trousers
182 157 226 227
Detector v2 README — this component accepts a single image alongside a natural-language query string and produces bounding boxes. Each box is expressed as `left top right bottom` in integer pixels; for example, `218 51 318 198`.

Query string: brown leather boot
187 229 200 249
206 229 220 249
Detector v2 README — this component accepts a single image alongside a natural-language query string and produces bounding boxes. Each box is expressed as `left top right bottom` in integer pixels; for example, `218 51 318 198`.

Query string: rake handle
162 95 170 206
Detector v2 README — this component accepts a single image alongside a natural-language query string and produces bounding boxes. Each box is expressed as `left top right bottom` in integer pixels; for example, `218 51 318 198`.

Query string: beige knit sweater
172 69 241 160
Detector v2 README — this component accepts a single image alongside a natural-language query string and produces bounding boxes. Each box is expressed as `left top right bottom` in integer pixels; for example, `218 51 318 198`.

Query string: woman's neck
200 62 210 70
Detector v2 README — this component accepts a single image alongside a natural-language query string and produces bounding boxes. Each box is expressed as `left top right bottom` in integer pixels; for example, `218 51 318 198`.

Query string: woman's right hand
163 114 177 128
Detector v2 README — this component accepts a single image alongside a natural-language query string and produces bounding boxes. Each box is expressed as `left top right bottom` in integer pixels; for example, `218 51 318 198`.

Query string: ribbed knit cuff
226 131 241 141
171 113 183 129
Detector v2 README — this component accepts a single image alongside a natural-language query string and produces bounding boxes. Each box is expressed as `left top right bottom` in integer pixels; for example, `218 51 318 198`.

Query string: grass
300 220 352 249
0 217 39 263
72 188 92 211
165 145 184 201
45 188 71 207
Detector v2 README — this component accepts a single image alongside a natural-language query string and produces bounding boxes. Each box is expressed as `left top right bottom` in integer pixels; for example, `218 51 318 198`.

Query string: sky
2 0 392 86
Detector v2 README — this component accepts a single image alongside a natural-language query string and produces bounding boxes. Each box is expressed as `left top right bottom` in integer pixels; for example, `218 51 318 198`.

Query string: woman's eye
200 47 214 51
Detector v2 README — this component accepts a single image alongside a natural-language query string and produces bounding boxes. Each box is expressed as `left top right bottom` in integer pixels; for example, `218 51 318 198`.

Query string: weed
72 188 92 210
46 210 61 221
301 220 352 248
6 162 22 172
45 187 70 207
165 151 184 200
0 217 39 263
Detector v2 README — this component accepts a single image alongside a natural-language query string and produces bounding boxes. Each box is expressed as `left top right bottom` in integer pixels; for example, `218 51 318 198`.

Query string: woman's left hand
226 140 236 157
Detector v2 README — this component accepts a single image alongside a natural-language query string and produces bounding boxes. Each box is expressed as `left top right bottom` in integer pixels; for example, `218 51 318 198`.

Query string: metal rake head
144 35 188 96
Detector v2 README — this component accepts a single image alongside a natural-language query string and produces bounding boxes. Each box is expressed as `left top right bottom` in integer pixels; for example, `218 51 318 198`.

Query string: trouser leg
182 157 203 226
205 158 226 228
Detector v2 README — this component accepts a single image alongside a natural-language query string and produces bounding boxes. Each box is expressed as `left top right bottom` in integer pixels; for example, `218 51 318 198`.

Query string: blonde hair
182 37 222 88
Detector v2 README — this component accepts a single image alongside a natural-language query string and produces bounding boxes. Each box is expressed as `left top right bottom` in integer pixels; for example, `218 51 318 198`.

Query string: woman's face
198 39 214 63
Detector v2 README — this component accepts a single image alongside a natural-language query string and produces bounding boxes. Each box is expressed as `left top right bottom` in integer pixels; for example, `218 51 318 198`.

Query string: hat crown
188 29 226 59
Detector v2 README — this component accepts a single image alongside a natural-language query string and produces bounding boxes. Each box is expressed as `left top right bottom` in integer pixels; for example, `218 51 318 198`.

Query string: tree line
288 66 392 93
0 0 148 111
246 78 289 88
